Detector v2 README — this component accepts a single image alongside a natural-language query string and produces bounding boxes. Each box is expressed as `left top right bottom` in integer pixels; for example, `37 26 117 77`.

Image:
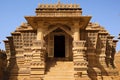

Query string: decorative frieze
31 62 45 68
74 61 88 68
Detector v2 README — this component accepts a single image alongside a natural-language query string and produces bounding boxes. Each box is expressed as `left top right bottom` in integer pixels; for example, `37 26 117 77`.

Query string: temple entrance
47 26 73 60
54 35 65 58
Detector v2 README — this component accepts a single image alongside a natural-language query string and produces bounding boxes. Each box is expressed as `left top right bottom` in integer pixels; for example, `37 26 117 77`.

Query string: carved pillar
110 40 118 68
30 27 46 80
96 33 108 70
37 27 43 40
72 27 88 79
106 36 114 68
73 28 80 41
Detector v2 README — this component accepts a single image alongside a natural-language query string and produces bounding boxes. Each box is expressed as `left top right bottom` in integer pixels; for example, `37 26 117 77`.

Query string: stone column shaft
73 27 80 41
30 27 46 80
37 27 43 40
72 27 88 79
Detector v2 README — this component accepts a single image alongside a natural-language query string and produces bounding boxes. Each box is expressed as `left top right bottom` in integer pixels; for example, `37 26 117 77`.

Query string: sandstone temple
3 2 120 80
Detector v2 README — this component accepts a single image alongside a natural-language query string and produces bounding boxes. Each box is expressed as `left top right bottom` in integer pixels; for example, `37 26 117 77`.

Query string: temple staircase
44 59 75 80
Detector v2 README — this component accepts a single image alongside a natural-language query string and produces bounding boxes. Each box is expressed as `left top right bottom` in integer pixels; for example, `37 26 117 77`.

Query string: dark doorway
54 35 65 58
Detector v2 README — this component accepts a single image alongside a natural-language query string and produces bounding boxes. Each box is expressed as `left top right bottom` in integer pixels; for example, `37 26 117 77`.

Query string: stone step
48 67 74 71
44 77 75 80
55 62 73 65
46 62 74 71
46 65 73 69
54 64 74 67
47 61 73 64
44 78 74 80
44 61 75 80
46 72 74 76
45 75 74 78
49 66 74 69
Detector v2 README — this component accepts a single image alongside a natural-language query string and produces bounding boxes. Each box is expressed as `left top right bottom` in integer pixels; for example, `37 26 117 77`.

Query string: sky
0 0 120 52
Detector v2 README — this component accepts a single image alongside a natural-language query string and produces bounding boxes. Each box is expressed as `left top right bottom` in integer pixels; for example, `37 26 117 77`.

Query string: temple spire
58 0 61 4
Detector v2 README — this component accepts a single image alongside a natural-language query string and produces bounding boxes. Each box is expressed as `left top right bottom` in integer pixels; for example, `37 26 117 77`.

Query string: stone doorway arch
44 23 73 37
44 24 73 60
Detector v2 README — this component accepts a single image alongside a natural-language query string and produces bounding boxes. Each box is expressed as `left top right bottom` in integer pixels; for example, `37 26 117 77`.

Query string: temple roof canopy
35 3 82 16
25 16 91 30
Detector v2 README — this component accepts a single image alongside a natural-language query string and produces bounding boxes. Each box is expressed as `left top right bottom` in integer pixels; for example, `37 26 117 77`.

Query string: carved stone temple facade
3 2 120 80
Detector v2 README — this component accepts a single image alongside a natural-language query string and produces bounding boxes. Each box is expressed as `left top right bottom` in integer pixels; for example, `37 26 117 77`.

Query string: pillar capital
74 22 80 27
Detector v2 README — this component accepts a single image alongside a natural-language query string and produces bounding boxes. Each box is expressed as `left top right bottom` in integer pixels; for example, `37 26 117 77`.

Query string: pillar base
30 40 46 79
73 40 88 78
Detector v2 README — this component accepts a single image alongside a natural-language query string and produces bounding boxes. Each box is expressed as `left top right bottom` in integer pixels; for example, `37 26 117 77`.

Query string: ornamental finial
58 0 61 4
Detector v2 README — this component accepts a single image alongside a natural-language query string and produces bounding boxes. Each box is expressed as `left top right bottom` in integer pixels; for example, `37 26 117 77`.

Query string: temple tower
3 2 120 80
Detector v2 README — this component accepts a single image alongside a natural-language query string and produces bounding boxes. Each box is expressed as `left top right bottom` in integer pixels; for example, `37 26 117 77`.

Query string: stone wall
0 50 7 80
